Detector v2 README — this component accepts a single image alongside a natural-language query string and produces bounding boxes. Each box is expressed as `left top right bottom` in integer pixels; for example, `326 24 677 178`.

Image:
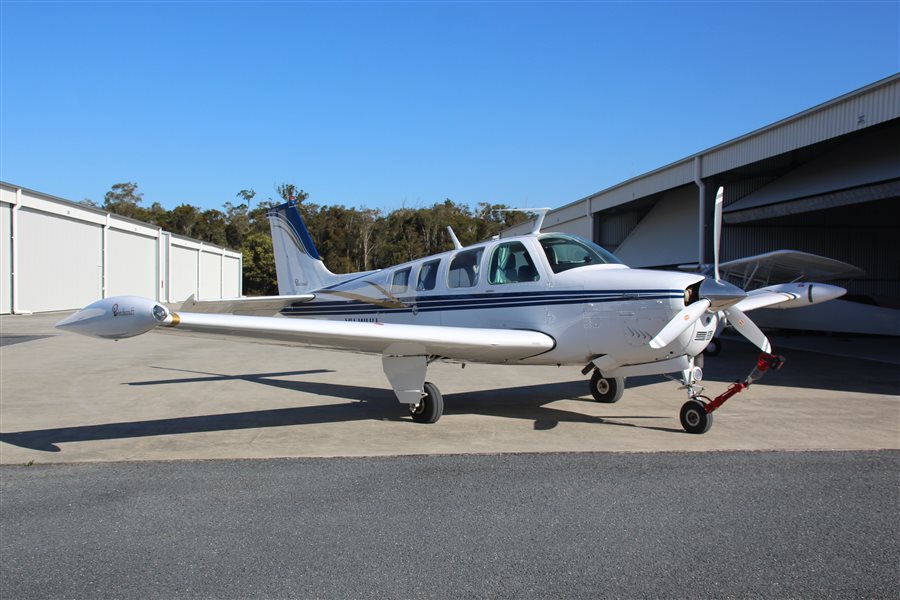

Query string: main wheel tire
680 399 713 434
409 381 443 424
590 371 625 403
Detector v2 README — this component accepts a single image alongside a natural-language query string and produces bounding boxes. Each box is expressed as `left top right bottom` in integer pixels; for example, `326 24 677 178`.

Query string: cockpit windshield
538 234 623 273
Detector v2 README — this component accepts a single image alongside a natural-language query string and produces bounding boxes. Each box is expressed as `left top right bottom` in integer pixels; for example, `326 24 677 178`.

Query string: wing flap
179 294 315 316
163 312 555 361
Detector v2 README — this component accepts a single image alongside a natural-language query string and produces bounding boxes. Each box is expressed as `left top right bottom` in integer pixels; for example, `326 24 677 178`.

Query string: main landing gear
408 381 443 424
589 371 625 403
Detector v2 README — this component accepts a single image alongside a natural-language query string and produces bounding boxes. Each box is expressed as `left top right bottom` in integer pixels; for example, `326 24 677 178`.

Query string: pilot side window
447 248 484 288
416 259 440 291
488 241 540 284
391 268 411 294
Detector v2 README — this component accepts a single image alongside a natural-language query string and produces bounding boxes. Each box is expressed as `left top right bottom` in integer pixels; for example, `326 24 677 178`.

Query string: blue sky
1 1 898 213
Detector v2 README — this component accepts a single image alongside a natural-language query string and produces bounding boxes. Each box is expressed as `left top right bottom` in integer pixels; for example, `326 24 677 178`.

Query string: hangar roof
541 73 900 221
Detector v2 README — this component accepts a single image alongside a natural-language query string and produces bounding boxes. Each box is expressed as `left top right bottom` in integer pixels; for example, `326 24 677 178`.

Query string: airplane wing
161 311 556 362
719 250 865 287
56 295 556 362
179 294 315 316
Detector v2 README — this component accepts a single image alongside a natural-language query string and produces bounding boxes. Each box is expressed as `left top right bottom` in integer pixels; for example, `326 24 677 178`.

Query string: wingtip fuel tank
55 296 170 339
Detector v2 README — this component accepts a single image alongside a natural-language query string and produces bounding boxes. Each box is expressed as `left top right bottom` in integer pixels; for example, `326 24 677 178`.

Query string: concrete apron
1 312 898 464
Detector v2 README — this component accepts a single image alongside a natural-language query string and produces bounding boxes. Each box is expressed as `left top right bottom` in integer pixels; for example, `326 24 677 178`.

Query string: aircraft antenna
446 226 463 250
494 207 552 235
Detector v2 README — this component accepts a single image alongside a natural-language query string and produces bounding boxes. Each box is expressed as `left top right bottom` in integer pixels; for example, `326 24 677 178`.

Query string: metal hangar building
504 74 900 336
0 183 243 315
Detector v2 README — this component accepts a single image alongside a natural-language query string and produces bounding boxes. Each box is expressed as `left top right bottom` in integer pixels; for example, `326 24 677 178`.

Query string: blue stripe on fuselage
281 289 682 317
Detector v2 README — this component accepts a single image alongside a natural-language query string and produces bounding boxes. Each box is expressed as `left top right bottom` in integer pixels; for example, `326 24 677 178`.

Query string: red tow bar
704 352 785 414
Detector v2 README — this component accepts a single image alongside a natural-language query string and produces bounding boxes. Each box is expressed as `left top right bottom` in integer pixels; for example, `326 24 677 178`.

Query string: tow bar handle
704 352 786 414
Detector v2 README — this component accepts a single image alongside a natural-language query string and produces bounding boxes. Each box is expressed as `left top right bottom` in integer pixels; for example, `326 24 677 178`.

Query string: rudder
267 200 340 294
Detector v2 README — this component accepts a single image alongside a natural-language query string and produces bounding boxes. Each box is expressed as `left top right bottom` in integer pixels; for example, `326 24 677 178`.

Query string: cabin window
416 259 440 291
391 268 411 294
447 248 484 288
538 234 622 274
488 241 540 284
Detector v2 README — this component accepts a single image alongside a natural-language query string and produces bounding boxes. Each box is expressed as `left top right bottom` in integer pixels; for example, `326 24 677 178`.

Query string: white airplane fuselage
279 234 713 370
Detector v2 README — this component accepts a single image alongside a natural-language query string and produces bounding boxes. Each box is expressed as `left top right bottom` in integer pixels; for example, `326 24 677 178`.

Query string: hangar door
169 244 198 302
0 202 10 314
107 229 157 299
222 256 241 297
200 251 222 299
17 208 102 312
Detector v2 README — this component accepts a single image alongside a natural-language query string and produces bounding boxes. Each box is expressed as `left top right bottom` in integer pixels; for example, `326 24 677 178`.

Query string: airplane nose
698 278 747 311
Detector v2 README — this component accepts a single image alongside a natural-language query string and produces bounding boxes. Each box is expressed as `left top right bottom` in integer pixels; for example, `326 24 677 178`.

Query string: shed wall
17 207 102 312
1 202 12 314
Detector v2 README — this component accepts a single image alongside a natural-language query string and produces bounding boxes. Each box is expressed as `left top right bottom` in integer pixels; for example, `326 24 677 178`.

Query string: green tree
276 183 309 203
193 209 228 246
166 204 200 237
241 232 277 295
103 182 149 221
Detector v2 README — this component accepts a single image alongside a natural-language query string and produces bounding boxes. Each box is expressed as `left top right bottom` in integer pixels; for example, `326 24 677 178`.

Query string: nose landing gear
680 397 713 434
680 352 785 434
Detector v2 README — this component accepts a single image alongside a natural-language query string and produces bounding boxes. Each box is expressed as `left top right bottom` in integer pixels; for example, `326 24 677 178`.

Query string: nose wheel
680 397 713 434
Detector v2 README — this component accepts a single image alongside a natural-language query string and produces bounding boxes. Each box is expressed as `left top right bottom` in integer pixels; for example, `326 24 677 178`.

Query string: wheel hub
685 408 701 427
596 379 610 395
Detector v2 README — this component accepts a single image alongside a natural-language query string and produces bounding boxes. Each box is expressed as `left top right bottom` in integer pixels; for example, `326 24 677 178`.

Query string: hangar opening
505 74 900 336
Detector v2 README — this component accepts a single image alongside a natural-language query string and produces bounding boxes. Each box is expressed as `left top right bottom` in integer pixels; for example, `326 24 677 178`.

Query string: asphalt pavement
2 451 898 599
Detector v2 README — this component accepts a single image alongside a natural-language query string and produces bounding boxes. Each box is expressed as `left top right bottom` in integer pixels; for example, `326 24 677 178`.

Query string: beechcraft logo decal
111 303 135 317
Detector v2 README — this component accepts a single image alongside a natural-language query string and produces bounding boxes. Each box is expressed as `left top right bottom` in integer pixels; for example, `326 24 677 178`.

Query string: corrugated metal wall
1 183 243 314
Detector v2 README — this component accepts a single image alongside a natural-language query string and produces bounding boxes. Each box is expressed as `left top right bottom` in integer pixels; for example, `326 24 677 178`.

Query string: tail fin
267 201 375 294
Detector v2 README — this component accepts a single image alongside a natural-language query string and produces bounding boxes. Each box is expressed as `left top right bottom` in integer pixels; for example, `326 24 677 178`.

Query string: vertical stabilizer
267 201 371 294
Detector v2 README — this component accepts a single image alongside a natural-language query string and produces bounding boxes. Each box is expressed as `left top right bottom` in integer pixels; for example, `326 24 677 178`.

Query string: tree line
85 182 529 295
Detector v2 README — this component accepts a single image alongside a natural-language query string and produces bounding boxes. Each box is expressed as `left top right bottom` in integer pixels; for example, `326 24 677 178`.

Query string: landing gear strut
409 381 443 424
679 352 785 434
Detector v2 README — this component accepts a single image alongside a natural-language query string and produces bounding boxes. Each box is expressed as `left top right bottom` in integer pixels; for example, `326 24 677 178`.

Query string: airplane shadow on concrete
0 368 682 453
4 344 895 453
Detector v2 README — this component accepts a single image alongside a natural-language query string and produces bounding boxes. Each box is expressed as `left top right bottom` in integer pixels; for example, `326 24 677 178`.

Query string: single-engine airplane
56 188 847 433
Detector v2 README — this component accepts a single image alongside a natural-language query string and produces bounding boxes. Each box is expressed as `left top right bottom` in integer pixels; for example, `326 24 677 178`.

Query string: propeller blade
723 306 771 353
713 186 723 281
649 299 711 349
